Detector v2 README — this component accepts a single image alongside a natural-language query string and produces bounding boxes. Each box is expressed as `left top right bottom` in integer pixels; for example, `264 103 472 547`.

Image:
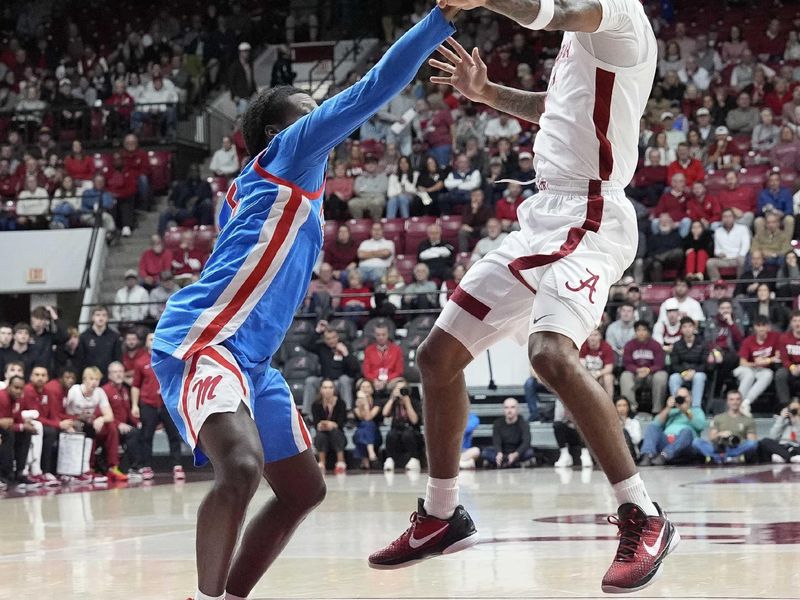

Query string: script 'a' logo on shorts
565 268 600 305
192 375 222 410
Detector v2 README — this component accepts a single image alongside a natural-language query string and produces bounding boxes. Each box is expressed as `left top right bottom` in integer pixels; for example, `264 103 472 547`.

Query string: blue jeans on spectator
668 372 706 408
428 145 452 168
650 217 691 238
479 446 535 468
359 266 386 284
640 422 695 461
137 174 151 210
692 438 759 464
523 376 543 422
438 189 471 215
353 420 382 459
386 193 413 218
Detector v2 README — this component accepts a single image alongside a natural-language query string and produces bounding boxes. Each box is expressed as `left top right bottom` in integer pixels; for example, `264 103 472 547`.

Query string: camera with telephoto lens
674 394 689 405
790 408 799 416
715 434 741 452
400 387 410 397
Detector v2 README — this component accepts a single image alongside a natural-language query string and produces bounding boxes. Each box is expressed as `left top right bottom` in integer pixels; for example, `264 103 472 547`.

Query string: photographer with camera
639 386 707 466
668 317 709 409
758 398 800 463
692 389 759 464
382 379 423 472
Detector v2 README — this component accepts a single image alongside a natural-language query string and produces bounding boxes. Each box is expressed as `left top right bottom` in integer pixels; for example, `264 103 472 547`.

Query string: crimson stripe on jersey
252 152 326 199
201 346 248 397
451 285 491 321
180 354 201 444
225 181 238 209
593 68 616 181
183 188 305 358
507 190 605 293
296 409 312 448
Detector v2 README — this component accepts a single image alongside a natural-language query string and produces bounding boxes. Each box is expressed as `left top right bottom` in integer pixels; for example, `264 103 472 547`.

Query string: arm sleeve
622 342 635 372
263 9 455 190
652 343 665 371
516 420 531 454
492 419 503 450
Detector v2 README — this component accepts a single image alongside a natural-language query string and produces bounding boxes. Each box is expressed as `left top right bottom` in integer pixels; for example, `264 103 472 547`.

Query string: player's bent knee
217 453 264 499
529 334 577 388
417 329 471 380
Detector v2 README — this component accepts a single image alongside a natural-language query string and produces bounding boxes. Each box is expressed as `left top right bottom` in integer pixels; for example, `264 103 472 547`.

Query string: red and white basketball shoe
601 503 680 593
368 498 478 569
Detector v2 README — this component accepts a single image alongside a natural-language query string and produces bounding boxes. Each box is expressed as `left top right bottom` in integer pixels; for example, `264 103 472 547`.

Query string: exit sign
26 268 46 283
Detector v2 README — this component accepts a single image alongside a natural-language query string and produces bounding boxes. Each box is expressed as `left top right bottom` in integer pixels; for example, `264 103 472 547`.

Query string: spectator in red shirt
121 330 148 385
43 368 77 430
171 230 206 286
0 158 19 201
579 329 615 398
764 78 793 121
705 298 745 396
132 332 183 480
620 321 668 413
486 45 518 86
340 269 372 318
324 224 358 285
20 364 60 483
667 143 704 186
776 311 800 406
121 133 151 211
755 18 786 62
718 170 756 229
495 183 526 232
105 79 135 138
362 324 404 396
106 151 138 237
686 181 721 229
139 234 173 290
422 93 454 168
103 361 142 472
0 376 36 487
769 126 800 173
629 148 668 208
651 172 691 237
63 140 95 183
734 316 781 416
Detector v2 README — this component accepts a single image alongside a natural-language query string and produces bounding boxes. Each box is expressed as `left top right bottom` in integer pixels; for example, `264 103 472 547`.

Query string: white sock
559 447 569 457
424 476 459 519
196 591 224 600
612 473 658 516
225 593 248 600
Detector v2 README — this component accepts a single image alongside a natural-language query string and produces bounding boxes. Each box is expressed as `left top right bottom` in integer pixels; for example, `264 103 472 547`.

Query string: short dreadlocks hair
242 85 305 156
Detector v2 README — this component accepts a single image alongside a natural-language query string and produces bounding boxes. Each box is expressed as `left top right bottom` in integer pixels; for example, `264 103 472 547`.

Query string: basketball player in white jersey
370 0 679 593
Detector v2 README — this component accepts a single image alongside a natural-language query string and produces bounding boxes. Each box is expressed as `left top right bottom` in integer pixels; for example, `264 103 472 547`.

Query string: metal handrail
307 35 367 98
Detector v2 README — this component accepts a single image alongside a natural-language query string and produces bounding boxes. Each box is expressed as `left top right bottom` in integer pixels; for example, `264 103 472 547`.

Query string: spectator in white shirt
471 218 508 263
707 208 751 279
16 174 50 228
484 111 522 144
442 154 482 215
132 76 178 137
209 135 240 177
677 55 710 92
148 270 178 320
357 221 395 283
655 277 706 325
113 269 150 323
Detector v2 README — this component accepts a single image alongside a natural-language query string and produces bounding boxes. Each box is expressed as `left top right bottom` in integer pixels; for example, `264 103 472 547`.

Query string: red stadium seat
394 254 416 282
346 218 373 246
163 227 186 251
739 170 767 188
323 221 339 252
640 284 673 305
439 214 462 247
380 218 406 253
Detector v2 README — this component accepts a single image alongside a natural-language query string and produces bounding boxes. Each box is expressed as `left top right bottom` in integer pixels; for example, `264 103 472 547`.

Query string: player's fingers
472 46 486 68
436 44 461 64
430 76 455 86
447 36 473 64
428 58 456 73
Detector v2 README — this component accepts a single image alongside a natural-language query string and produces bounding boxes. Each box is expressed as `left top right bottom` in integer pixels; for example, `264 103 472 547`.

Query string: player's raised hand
429 37 491 104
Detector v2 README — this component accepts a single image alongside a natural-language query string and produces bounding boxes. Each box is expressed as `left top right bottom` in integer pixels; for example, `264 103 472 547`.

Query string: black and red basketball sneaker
601 503 680 593
368 498 478 569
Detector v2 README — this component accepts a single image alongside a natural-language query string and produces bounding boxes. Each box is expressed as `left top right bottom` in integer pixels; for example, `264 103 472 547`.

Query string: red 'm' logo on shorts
565 268 600 304
192 375 222 410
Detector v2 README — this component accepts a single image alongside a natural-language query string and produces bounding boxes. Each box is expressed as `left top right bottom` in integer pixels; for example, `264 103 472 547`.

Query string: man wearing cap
113 270 150 324
696 107 714 144
509 150 536 194
653 299 683 353
227 41 257 114
726 92 760 135
718 171 756 229
350 154 389 218
661 111 686 151
625 285 655 326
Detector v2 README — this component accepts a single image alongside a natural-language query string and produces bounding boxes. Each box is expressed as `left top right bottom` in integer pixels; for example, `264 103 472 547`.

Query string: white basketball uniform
438 0 657 354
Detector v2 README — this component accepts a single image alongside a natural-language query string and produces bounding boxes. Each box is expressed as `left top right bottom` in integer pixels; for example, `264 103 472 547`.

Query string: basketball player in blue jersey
152 6 460 600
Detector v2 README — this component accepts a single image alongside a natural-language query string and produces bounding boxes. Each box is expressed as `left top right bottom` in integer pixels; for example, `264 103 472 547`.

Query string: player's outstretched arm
436 0 603 33
429 37 546 124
